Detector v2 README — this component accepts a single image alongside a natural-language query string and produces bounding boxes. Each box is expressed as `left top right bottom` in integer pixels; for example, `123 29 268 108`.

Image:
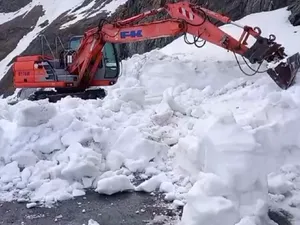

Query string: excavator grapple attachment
267 52 300 89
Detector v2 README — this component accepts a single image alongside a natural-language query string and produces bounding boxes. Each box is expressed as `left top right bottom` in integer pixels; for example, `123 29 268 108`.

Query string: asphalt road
0 191 181 225
0 190 291 225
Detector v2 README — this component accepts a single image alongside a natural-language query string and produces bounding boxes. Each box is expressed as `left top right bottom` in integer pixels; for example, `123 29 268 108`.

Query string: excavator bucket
267 52 300 90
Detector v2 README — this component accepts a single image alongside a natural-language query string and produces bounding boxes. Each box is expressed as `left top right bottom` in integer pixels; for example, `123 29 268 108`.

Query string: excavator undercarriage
10 1 300 104
25 88 107 102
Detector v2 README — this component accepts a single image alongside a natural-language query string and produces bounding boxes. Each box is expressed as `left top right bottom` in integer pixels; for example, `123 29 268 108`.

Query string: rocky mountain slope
0 0 299 96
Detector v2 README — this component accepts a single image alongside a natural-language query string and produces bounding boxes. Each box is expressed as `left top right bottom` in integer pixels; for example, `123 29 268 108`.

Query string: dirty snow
1 6 300 225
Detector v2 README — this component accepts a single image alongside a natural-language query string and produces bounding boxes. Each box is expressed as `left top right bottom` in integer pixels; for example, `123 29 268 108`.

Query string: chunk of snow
173 135 205 176
199 115 269 217
15 104 57 127
105 151 125 171
72 189 86 197
235 216 257 225
159 182 175 193
135 173 169 192
59 143 103 181
61 129 92 146
0 161 20 183
173 199 185 207
114 87 146 105
26 202 37 208
124 158 149 173
268 173 294 195
112 126 169 162
181 174 239 225
30 179 73 204
88 219 100 225
181 195 240 225
95 175 134 195
34 133 63 154
11 151 38 167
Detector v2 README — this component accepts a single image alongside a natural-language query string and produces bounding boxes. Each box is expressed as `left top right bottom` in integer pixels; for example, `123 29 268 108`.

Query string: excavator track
27 88 107 103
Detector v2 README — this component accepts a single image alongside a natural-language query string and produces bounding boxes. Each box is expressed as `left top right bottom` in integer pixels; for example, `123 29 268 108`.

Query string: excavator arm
68 1 299 90
12 1 300 103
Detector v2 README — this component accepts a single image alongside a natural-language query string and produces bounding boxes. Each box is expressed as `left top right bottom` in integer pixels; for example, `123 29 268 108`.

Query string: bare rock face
0 0 299 97
0 5 44 96
195 0 288 20
288 0 300 26
0 0 31 13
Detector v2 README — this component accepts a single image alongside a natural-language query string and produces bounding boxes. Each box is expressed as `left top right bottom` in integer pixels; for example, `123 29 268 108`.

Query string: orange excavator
12 1 300 102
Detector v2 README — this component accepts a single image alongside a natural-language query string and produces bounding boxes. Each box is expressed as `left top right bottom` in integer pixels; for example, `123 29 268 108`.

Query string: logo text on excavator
120 30 143 39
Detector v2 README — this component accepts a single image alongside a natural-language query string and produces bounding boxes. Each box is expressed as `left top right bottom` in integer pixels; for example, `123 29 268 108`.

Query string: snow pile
161 7 300 225
1 5 300 225
162 6 300 225
0 96 171 205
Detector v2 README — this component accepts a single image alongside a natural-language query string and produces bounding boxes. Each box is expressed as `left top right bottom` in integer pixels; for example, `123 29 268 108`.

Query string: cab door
102 42 120 79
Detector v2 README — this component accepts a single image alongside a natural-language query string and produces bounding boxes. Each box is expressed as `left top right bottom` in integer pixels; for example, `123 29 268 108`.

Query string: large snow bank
0 95 172 205
1 5 300 225
161 7 300 225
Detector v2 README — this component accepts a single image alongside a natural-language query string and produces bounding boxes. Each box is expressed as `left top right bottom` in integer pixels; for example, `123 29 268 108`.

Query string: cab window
69 36 83 50
103 43 119 78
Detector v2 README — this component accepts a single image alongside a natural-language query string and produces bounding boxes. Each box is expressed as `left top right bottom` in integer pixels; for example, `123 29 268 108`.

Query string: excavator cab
68 35 121 84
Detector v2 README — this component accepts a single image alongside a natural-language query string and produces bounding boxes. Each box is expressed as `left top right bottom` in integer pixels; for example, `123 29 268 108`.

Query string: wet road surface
0 191 181 225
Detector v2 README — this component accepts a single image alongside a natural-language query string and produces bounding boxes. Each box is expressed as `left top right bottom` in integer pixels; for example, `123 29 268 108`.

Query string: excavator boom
12 1 300 103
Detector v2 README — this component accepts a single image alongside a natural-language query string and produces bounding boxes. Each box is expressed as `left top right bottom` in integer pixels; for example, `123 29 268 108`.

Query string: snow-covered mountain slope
60 0 129 29
1 6 300 225
0 0 128 80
